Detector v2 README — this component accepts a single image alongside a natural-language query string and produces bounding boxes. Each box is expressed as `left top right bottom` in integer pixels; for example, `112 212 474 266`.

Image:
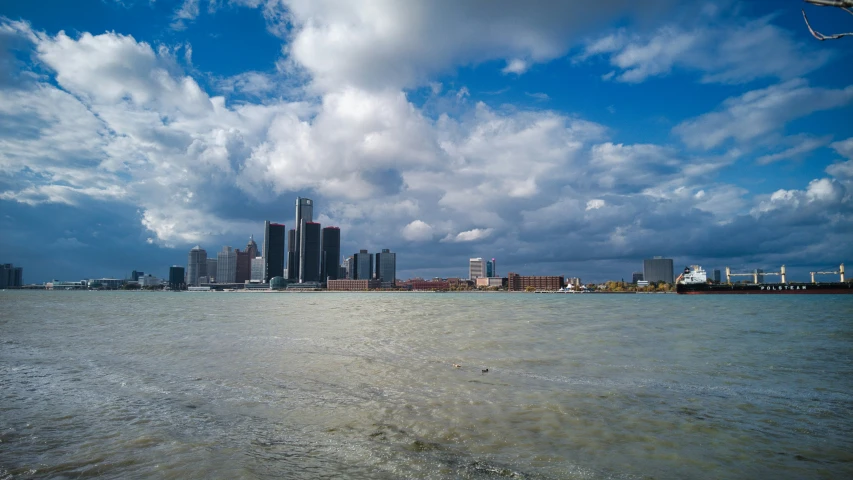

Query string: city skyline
1 1 852 284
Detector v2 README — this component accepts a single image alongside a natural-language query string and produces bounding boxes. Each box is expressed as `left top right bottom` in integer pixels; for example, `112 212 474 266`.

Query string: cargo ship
676 265 852 294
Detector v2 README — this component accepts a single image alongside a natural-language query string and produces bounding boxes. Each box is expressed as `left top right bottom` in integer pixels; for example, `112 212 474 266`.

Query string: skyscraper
375 249 396 286
353 250 373 280
643 257 674 284
344 256 354 279
469 258 485 280
0 263 23 288
235 249 250 284
294 197 313 281
286 228 297 281
321 226 341 281
300 222 321 283
186 246 207 286
251 257 264 282
168 266 185 290
486 258 496 277
263 221 286 282
217 246 237 283
206 258 217 283
245 235 259 259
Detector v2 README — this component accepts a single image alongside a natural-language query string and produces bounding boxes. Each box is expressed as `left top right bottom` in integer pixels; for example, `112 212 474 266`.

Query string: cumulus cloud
280 0 669 91
401 220 434 242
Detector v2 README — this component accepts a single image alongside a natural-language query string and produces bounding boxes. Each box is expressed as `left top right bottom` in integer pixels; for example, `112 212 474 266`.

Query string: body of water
1 291 852 479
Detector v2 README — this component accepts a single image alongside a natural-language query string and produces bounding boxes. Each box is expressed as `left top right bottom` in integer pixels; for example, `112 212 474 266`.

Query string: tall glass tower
263 221 286 282
295 197 314 282
321 226 341 281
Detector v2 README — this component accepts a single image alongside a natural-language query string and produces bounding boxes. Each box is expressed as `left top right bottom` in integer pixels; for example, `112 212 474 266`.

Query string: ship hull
677 282 853 294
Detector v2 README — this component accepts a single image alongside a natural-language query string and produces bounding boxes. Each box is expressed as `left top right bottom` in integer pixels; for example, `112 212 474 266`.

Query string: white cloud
755 135 833 165
281 0 669 91
579 16 832 84
586 199 606 210
441 228 494 243
502 58 529 75
674 80 853 150
401 220 434 242
171 0 200 30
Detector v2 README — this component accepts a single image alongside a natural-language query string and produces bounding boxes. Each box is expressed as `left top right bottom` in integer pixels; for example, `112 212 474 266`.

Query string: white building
251 257 264 282
469 257 485 280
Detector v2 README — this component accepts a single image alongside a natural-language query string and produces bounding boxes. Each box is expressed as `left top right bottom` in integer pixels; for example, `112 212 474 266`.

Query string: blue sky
1 0 852 283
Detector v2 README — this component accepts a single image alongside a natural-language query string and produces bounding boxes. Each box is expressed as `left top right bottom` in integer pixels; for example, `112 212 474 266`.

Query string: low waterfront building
507 273 565 291
406 279 450 291
475 277 504 288
327 279 381 291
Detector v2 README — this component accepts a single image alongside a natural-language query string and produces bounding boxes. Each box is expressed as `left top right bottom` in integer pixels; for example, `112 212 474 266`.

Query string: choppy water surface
1 291 852 479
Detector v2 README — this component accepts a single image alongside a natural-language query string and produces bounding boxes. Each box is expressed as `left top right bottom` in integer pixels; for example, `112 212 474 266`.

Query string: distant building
300 222 322 283
485 258 496 278
327 279 381 291
206 258 217 283
251 257 264 282
139 274 161 287
405 279 450 291
469 258 485 280
217 246 237 283
353 250 373 280
712 269 721 283
131 270 143 282
507 273 565 291
375 249 396 286
168 266 185 290
475 277 504 288
286 228 297 281
643 257 674 284
0 263 23 288
632 272 644 284
263 221 286 282
235 250 251 284
566 277 582 287
321 227 341 282
294 197 313 281
344 256 354 279
186 246 207 286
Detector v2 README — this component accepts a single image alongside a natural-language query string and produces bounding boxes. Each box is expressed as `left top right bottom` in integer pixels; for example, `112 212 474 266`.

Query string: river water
1 291 851 479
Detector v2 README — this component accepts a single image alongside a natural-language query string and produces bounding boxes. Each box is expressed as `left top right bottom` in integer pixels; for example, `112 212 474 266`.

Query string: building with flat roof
217 246 237 284
187 246 207 286
321 226 341 281
263 221 285 282
507 273 565 291
469 258 485 280
300 222 321 283
643 257 674 284
168 266 185 290
327 279 381 291
375 249 396 286
353 250 373 280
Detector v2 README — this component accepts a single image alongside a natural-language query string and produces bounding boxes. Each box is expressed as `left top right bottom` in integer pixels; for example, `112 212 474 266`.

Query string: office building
353 250 373 280
217 246 237 284
245 235 259 259
131 270 143 282
251 257 264 282
643 257 674 284
485 258 496 278
206 258 217 283
375 248 396 286
321 226 341 281
469 258 485 280
632 272 644 284
713 269 721 283
294 197 313 280
168 266 185 290
263 221 286 282
186 246 207 286
236 249 251 283
300 222 321 283
286 228 297 281
0 263 23 288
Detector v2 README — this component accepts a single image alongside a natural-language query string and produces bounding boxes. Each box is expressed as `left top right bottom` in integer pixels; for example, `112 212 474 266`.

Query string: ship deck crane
810 263 845 283
725 265 787 284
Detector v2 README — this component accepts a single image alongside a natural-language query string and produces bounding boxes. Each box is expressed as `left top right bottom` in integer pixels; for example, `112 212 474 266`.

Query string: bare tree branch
805 0 853 7
802 0 853 40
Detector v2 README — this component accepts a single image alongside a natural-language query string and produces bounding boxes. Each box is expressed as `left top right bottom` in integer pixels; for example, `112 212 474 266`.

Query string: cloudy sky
1 0 852 283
